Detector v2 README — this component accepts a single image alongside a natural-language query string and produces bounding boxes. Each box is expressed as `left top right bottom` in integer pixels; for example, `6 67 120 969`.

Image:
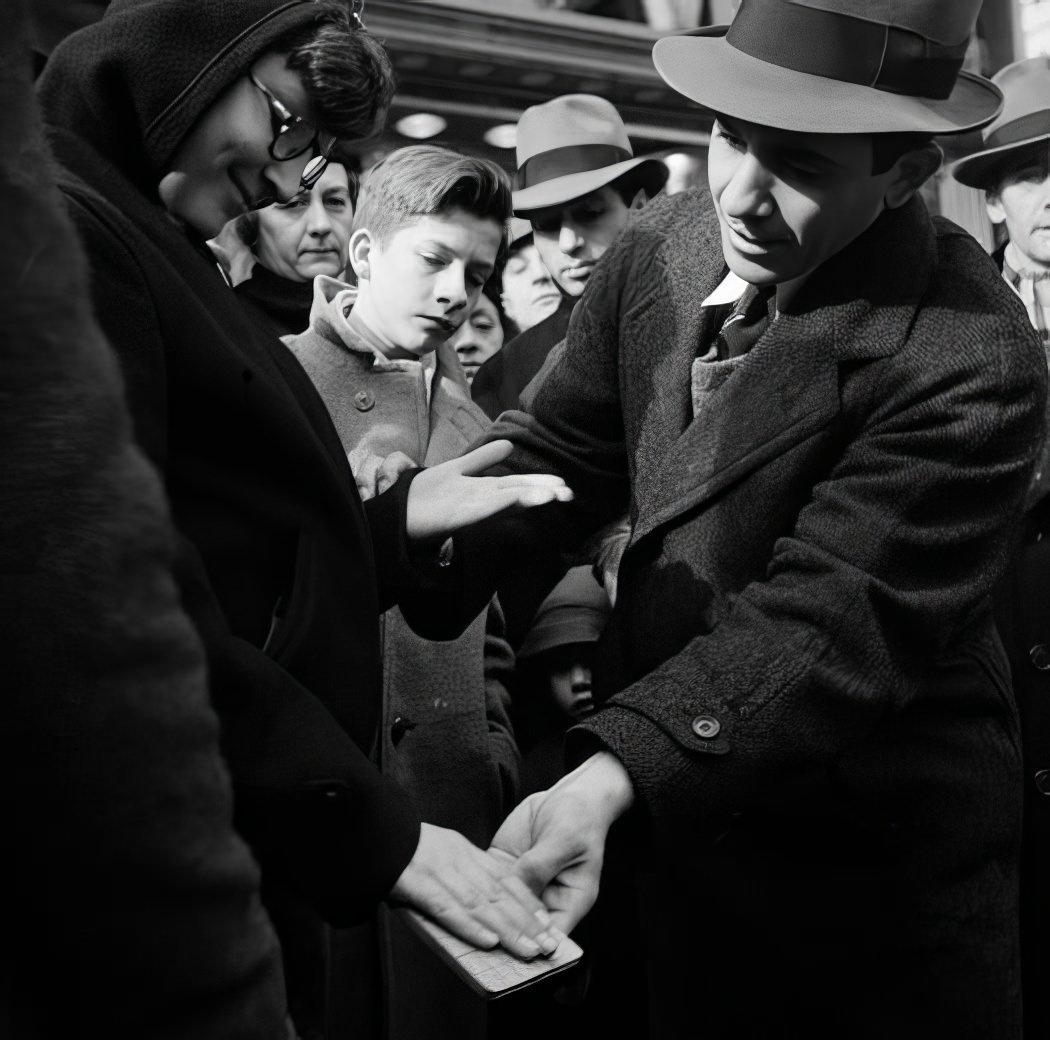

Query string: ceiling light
483 123 517 149
394 113 447 139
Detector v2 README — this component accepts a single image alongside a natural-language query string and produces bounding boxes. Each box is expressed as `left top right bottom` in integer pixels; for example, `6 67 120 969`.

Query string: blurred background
29 0 1050 247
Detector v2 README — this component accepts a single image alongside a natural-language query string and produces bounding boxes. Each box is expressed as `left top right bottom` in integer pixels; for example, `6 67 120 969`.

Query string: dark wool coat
5 11 285 1036
991 244 1050 1040
36 3 472 1036
471 292 575 422
488 189 1046 1039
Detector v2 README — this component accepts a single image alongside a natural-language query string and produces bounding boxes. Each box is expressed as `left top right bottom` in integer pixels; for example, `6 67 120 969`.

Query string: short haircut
269 1 396 143
354 145 513 266
870 133 934 175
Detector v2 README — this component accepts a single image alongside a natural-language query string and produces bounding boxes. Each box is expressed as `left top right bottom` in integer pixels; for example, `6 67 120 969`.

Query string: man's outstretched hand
490 752 635 934
406 440 573 543
389 822 562 959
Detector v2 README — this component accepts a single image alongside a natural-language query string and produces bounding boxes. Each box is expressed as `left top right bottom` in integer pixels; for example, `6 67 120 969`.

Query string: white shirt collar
700 269 750 309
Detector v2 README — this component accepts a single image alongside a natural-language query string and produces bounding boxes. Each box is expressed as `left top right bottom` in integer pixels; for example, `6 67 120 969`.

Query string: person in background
232 158 357 335
513 566 612 796
471 94 668 421
452 277 517 384
499 217 561 335
36 3 566 1037
952 56 1050 1040
481 1 1045 1036
284 144 522 1040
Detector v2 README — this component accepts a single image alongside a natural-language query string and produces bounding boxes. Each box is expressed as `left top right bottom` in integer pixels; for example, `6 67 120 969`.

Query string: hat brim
950 132 1050 188
513 156 669 214
653 29 1003 136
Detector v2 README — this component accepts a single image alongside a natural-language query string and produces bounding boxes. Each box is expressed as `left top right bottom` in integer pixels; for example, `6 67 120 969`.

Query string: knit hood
38 0 326 193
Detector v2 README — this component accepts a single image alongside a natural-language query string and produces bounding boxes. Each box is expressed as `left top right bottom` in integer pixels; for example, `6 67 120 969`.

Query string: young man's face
501 242 561 331
159 51 321 238
708 116 902 288
527 184 633 297
254 163 354 281
351 207 502 359
987 149 1050 270
451 291 505 383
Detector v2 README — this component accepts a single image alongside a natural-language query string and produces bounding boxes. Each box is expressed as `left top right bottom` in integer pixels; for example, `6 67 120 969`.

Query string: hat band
727 0 967 101
985 110 1050 152
518 143 633 192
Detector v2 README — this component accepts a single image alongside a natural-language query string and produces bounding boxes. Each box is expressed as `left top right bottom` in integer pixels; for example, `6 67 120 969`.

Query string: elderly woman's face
254 162 354 281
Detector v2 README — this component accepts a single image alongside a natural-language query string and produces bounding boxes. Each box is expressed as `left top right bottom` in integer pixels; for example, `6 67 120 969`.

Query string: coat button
391 715 417 746
691 715 721 739
1035 770 1050 796
354 390 375 412
1029 644 1050 671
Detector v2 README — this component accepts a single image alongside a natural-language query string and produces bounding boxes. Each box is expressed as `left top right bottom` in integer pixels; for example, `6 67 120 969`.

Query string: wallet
397 908 584 999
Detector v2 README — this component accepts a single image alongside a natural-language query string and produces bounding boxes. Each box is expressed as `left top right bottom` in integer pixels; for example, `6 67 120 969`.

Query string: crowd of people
6 0 1049 1038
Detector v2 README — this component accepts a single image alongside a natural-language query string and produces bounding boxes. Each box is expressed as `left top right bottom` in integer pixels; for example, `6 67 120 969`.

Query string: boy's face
544 643 596 721
255 163 354 281
159 51 322 238
708 116 903 288
987 148 1050 270
527 185 633 297
352 207 502 358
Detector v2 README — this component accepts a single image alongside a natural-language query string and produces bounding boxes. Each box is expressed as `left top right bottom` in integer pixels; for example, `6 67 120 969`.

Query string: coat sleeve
61 191 421 926
3 56 288 1040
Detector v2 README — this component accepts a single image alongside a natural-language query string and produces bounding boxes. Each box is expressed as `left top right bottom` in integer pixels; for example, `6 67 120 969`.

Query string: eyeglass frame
249 72 337 193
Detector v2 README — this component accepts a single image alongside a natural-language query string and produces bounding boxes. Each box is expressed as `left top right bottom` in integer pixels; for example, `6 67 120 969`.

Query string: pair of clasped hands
388 441 637 956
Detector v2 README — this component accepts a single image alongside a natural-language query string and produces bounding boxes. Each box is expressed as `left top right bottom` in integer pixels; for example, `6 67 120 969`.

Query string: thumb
450 439 513 476
514 838 578 894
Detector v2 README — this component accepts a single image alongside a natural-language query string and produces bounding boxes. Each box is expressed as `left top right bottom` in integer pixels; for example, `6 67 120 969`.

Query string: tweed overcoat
487 188 1047 1038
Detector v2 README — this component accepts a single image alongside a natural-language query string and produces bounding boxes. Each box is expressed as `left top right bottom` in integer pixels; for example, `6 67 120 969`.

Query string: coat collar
631 194 937 545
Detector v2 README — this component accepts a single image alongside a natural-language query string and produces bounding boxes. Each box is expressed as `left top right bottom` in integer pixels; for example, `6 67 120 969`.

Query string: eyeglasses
249 72 336 191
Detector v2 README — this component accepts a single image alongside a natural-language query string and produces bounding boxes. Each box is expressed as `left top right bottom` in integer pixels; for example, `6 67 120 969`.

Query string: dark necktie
714 283 775 360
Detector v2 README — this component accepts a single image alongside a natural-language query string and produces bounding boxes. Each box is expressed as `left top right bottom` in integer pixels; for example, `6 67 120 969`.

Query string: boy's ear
349 228 373 280
884 142 942 210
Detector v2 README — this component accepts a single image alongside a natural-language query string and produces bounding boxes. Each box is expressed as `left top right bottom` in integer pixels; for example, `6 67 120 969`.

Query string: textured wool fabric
485 187 1045 1037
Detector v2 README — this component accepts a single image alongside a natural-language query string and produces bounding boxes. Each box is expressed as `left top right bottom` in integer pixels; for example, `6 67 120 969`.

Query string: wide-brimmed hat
653 0 1002 136
512 94 669 213
951 57 1050 188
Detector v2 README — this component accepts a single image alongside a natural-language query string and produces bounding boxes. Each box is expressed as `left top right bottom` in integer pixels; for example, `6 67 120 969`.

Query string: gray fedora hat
512 94 668 213
653 0 1002 136
951 57 1050 188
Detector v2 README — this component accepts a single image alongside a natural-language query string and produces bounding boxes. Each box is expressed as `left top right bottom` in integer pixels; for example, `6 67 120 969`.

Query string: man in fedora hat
953 56 1050 1040
475 1 1046 1036
471 94 668 423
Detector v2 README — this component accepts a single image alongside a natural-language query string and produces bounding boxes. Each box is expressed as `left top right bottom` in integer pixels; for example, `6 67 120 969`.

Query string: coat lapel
630 196 936 547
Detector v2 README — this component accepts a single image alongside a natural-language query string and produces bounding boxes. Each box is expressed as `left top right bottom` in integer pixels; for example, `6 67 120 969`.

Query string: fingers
450 439 514 476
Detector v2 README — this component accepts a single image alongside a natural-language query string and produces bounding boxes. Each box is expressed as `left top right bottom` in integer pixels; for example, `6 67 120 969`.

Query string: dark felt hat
951 57 1050 188
512 94 669 213
653 0 1002 136
517 567 612 661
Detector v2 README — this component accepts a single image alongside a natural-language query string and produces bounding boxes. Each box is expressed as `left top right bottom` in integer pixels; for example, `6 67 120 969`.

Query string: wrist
556 751 634 822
